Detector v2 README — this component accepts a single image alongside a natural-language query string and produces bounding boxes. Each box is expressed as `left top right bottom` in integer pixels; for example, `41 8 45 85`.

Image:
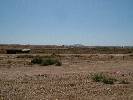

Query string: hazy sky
0 0 133 46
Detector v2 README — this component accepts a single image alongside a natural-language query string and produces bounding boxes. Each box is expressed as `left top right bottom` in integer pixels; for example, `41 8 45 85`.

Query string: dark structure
6 49 31 54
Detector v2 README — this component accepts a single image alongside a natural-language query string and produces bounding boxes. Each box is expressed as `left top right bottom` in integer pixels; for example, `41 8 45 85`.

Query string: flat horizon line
0 43 133 47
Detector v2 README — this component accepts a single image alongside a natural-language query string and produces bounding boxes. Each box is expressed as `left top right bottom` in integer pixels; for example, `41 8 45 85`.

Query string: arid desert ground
0 45 133 100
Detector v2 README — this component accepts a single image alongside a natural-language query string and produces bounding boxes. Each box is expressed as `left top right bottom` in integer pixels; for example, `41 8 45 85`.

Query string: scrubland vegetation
0 45 133 100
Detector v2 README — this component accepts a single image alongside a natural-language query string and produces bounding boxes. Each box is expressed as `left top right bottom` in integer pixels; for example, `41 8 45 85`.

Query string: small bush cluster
31 56 62 66
91 73 117 84
119 80 129 84
129 54 133 57
31 57 43 64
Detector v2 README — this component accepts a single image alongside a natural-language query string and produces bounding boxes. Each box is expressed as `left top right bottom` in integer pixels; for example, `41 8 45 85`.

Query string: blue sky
0 0 133 46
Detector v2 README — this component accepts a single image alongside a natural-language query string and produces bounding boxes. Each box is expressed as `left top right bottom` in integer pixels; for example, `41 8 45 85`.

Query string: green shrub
91 73 105 82
31 56 62 66
41 58 57 66
91 73 117 84
128 51 132 53
31 57 42 64
55 61 62 66
102 77 117 84
129 54 133 57
119 80 129 84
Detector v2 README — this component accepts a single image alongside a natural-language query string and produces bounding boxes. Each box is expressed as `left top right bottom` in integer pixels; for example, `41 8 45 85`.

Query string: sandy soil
0 54 133 100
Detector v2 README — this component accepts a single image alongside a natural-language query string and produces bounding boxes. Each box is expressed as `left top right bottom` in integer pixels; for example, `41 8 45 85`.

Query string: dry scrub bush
31 56 62 66
91 73 117 84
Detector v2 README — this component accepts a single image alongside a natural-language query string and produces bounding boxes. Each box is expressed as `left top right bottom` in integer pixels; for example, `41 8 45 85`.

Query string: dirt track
0 54 133 100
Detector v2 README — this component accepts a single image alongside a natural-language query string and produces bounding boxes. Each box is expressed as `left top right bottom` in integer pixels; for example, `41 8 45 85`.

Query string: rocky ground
0 54 133 100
